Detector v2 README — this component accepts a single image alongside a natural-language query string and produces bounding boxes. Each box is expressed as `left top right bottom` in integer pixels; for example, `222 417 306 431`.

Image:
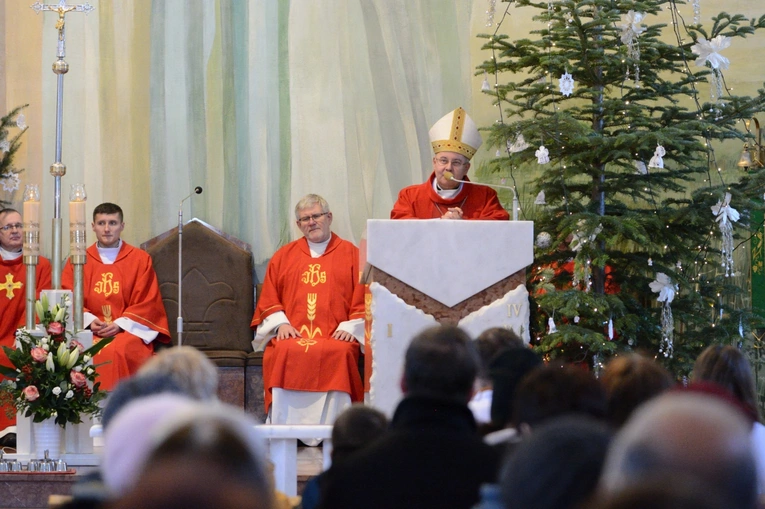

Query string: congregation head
488 346 543 427
601 353 675 428
0 208 22 251
109 402 273 509
512 363 607 430
137 345 219 401
474 327 524 381
599 391 757 509
331 404 389 464
402 324 479 404
691 343 760 422
500 415 613 509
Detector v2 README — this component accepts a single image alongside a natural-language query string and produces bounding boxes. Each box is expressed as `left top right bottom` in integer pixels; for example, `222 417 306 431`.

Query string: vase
32 418 63 460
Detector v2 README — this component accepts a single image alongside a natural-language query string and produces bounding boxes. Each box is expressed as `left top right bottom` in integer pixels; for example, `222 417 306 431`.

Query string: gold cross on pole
31 1 94 57
0 273 23 299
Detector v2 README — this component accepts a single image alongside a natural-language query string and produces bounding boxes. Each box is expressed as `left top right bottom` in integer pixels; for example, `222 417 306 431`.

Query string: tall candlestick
23 184 41 330
69 183 87 331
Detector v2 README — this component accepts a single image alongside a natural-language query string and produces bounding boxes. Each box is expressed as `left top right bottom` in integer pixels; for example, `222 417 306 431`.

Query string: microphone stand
177 186 203 346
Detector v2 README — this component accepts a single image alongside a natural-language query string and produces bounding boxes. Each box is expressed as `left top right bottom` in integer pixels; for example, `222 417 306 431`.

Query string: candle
69 200 86 226
23 199 40 226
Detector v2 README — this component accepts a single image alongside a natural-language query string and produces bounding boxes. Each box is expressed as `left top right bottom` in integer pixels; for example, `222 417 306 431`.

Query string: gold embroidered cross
0 273 22 299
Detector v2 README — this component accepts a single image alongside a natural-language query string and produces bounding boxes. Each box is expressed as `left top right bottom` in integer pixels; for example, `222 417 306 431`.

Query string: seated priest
62 202 170 390
250 194 365 427
0 208 52 440
390 107 509 220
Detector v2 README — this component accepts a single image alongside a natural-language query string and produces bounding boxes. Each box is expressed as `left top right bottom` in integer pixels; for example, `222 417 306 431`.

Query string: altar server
62 203 170 390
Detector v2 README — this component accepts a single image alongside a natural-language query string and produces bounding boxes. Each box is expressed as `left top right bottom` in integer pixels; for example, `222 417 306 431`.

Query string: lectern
363 219 534 416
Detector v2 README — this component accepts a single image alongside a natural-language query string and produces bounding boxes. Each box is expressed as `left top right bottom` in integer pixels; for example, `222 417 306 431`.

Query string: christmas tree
0 104 28 205
478 0 765 375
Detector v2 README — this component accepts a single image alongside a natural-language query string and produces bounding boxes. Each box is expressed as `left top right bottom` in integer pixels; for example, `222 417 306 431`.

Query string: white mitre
428 107 483 160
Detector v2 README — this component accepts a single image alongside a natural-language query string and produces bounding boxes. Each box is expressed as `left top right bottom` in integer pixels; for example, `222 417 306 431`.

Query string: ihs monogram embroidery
94 273 120 297
301 264 326 287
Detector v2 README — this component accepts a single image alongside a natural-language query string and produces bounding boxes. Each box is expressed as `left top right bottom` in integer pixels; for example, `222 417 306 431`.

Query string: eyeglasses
436 157 467 169
296 212 329 225
0 223 22 232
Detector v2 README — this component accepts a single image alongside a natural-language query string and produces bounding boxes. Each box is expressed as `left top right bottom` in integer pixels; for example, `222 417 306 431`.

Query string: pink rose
23 386 40 401
69 340 84 353
47 322 64 336
70 370 87 388
30 347 47 363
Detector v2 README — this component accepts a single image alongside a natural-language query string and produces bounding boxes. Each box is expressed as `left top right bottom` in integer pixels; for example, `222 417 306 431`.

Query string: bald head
600 392 756 509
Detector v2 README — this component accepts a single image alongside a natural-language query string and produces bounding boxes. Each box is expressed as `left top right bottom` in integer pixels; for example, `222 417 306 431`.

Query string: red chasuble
61 242 170 390
0 256 52 431
251 234 365 413
390 171 510 220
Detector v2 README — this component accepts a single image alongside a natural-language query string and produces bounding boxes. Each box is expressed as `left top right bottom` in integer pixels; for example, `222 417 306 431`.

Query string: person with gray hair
109 400 275 509
250 193 365 429
137 345 219 401
319 325 500 509
599 391 758 509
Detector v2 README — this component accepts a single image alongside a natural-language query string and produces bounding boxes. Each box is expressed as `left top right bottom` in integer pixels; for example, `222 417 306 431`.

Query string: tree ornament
633 160 647 174
647 257 653 266
558 71 574 97
481 71 491 92
648 144 665 169
608 318 614 340
534 190 546 205
535 145 550 164
0 140 9 153
495 148 502 157
547 315 557 334
15 113 26 130
507 134 529 153
535 231 553 248
619 11 646 84
649 273 676 358
691 35 731 101
711 192 739 277
1 173 20 193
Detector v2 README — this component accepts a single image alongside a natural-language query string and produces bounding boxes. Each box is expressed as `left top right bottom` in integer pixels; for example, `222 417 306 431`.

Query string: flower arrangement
0 294 113 427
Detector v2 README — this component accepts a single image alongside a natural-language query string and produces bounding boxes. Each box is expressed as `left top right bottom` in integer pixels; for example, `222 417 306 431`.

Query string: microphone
444 171 516 190
179 186 203 207
177 186 203 346
443 172 519 220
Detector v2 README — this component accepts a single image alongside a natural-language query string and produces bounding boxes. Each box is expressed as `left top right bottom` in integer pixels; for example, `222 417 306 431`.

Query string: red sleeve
120 253 170 338
390 188 417 219
250 250 286 328
480 191 510 220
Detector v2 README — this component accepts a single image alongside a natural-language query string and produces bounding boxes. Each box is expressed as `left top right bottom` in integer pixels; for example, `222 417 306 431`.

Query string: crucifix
28 0 94 330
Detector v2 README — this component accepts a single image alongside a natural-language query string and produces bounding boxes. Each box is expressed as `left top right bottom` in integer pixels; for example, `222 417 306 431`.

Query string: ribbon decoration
619 10 646 83
711 192 740 277
649 272 676 357
691 35 731 101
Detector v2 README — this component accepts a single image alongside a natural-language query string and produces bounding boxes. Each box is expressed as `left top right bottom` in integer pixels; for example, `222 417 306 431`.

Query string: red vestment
62 242 170 390
390 171 510 220
251 234 365 413
0 256 52 431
